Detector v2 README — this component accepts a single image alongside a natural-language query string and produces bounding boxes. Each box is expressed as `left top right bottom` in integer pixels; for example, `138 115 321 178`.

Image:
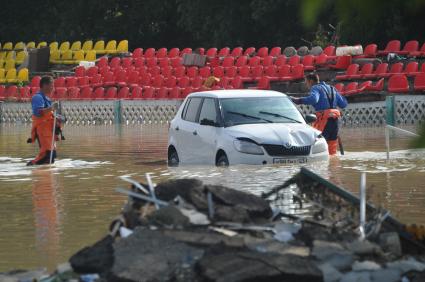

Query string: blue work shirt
300 82 348 111
31 92 52 117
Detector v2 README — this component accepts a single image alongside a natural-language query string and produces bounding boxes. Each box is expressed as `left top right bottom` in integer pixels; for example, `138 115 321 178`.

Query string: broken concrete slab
379 232 402 257
386 257 425 273
345 240 383 256
370 268 401 282
146 205 190 227
340 271 372 282
318 263 343 282
352 260 381 271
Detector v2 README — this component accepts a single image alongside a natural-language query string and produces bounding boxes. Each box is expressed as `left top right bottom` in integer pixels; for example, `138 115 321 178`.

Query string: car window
183 97 202 122
198 98 218 124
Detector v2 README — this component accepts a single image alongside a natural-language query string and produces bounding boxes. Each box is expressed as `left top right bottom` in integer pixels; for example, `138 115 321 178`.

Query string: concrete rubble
3 176 425 282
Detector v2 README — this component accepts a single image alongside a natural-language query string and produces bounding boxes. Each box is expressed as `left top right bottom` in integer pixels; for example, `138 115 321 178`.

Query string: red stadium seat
409 43 425 57
219 77 232 88
225 66 237 78
230 76 242 89
275 55 287 66
140 73 152 86
110 57 121 69
206 48 218 57
80 87 93 100
68 87 80 100
30 76 41 93
191 76 203 89
90 74 103 88
329 55 352 70
277 65 291 81
105 87 118 100
323 45 336 56
414 73 425 91
182 86 194 98
334 83 344 93
122 57 133 68
170 57 182 68
132 48 143 58
343 82 360 96
262 56 274 66
75 66 86 77
378 40 401 55
127 71 140 88
87 66 99 77
302 55 315 71
359 63 374 78
250 76 270 90
156 48 167 58
181 48 192 55
54 88 67 100
78 76 90 88
54 77 66 92
158 58 170 68
251 66 264 80
288 55 301 66
174 66 186 78
365 78 384 92
222 57 234 67
238 66 252 82
156 87 169 99
65 76 78 88
178 77 190 88
143 87 154 99
398 40 419 55
148 66 161 77
269 47 281 57
103 72 116 87
364 63 388 79
404 61 419 76
168 48 180 58
264 65 279 81
146 57 158 67
19 86 31 102
0 85 6 100
199 66 211 78
355 44 377 58
248 56 261 67
243 47 256 56
213 66 225 78
134 57 145 68
93 87 105 100
218 47 230 57
388 74 409 93
165 76 177 88
257 47 269 57
235 56 248 67
5 86 18 100
359 81 373 91
96 57 108 68
161 66 173 78
290 64 305 80
187 66 198 78
231 47 243 57
152 75 164 87
315 53 328 65
131 86 143 99
335 64 359 80
384 62 404 77
117 87 129 99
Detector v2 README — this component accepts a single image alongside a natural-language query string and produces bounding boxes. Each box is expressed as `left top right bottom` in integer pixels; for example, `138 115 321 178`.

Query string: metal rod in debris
146 173 159 210
207 191 214 219
115 187 169 207
119 176 149 194
359 172 366 239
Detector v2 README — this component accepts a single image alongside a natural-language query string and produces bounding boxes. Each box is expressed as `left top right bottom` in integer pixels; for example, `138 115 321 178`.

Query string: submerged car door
177 97 203 163
196 98 220 165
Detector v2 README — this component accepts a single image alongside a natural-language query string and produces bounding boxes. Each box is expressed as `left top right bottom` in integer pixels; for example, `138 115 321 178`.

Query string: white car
167 90 329 166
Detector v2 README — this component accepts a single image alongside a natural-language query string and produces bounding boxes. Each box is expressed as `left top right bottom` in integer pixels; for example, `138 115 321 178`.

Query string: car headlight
311 135 328 154
233 139 264 155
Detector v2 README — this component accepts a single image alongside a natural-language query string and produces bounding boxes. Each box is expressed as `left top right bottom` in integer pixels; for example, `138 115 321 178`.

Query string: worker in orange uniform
27 76 59 165
292 73 347 155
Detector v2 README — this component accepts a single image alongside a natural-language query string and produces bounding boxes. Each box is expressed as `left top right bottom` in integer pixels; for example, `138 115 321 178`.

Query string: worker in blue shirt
27 76 59 165
292 73 347 155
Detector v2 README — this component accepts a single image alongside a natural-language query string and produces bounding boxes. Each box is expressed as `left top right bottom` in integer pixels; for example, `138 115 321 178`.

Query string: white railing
385 124 419 160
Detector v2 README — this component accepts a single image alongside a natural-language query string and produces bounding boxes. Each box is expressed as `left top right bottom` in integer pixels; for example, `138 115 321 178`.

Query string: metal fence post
386 96 395 126
114 100 122 124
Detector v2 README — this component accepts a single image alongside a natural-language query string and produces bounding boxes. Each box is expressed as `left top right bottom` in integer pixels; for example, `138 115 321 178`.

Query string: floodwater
0 124 424 272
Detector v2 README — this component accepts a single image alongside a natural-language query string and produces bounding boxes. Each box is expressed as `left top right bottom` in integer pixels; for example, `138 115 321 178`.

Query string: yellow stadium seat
61 50 73 64
105 40 117 54
26 42 36 49
17 68 29 82
0 69 5 83
3 42 13 50
37 42 47 48
84 50 97 62
59 41 70 54
15 51 27 65
72 50 85 63
14 42 25 50
71 41 81 51
5 59 15 70
82 40 93 51
117 40 129 53
93 40 105 54
0 51 6 60
5 68 17 83
49 50 61 64
6 51 15 60
49 42 59 51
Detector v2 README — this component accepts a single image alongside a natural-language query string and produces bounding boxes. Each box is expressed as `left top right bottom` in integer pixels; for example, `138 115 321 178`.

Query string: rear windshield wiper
227 111 273 123
259 111 302 124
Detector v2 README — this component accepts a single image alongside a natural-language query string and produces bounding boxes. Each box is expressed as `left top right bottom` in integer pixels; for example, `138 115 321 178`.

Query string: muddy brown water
0 124 424 272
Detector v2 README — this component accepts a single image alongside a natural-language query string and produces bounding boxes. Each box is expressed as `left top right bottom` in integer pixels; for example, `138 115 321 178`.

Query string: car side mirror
305 114 317 124
200 119 217 126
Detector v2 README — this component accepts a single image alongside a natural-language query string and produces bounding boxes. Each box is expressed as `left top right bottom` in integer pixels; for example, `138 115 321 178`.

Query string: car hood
225 123 321 146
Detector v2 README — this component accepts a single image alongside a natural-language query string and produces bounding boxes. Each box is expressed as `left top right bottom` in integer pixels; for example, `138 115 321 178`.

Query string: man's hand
291 97 301 105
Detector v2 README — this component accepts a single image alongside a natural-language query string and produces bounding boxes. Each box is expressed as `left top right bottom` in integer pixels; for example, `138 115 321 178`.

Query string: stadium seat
275 55 287 66
54 76 66 89
59 41 70 54
218 47 230 57
264 65 279 81
231 47 243 57
82 40 93 51
134 57 145 68
329 55 352 69
302 55 315 71
161 66 173 78
257 47 269 57
5 69 17 83
290 64 305 80
127 71 140 88
235 56 248 67
78 76 90 88
269 47 282 57
68 87 80 100
37 42 47 48
248 56 261 67
143 87 154 99
364 63 388 79
323 45 336 56
93 40 105 54
355 44 377 58
0 69 5 84
199 67 211 78
15 51 26 65
4 59 15 70
315 53 329 65
169 87 181 99
250 76 270 90
165 76 177 88
2 42 12 51
262 56 274 66
409 43 425 57
288 55 301 66
336 64 360 80
222 57 234 67
168 48 180 58
251 66 264 80
75 66 86 77
225 66 237 78
60 50 73 64
144 48 156 58
132 48 143 58
14 42 25 50
231 76 243 89
156 48 168 58
414 73 425 91
54 88 68 100
397 40 419 55
213 66 225 78
277 65 291 81
121 57 133 68
206 48 218 57
239 66 252 82
191 76 203 89
388 74 409 93
181 48 192 55
87 66 99 77
243 47 256 56
170 57 182 68
158 58 170 68
93 87 106 100
49 42 59 52
5 85 18 100
365 78 384 91
334 83 344 93
140 73 152 85
384 62 404 77
71 41 81 51
103 72 116 87
49 50 60 64
117 87 129 99
174 66 186 78
110 57 121 69
16 68 28 83
90 74 103 88
187 66 198 78
79 87 92 100
131 86 143 99
359 63 374 78
403 61 419 76
116 40 128 53
146 57 158 67
156 87 168 99
219 76 232 88
343 82 360 96
30 76 41 91
115 70 128 87
72 50 85 64
378 40 401 55
0 85 6 100
152 75 164 87
177 77 190 88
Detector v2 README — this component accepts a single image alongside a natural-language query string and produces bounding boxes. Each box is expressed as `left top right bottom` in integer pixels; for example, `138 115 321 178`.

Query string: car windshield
220 97 305 127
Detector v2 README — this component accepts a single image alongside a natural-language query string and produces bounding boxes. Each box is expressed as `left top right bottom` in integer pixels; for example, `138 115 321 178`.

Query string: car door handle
175 126 179 131
192 131 197 136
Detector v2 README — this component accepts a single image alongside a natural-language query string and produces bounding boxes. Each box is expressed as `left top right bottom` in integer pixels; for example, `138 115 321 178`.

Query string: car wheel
216 153 229 167
168 148 179 167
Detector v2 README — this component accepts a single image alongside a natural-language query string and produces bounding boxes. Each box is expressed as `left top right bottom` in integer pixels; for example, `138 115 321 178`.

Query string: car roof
187 89 288 99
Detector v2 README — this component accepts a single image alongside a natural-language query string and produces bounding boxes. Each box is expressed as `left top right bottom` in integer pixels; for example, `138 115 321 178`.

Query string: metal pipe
115 187 169 206
146 173 159 210
119 176 149 194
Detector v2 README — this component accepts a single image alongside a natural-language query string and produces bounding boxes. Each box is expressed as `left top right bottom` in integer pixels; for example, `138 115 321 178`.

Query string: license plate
273 157 308 164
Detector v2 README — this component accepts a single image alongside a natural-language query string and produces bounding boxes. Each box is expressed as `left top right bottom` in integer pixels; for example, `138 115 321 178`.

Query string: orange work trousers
28 111 56 165
313 109 341 155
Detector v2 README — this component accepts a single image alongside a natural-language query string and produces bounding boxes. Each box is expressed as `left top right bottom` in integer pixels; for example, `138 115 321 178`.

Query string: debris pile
4 169 425 282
